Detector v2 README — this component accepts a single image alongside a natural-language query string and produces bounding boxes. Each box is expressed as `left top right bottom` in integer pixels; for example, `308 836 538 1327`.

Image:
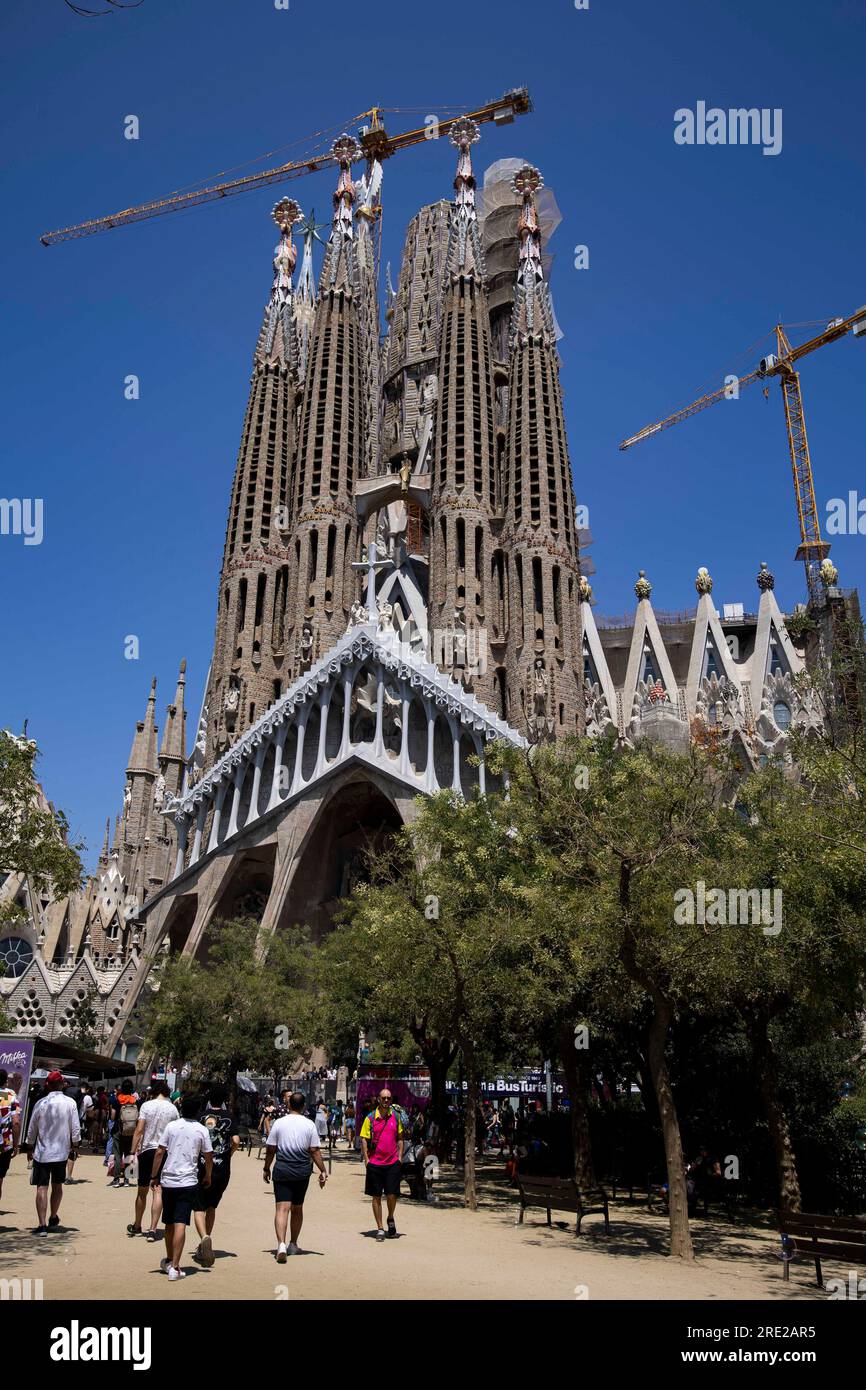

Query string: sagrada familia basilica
1 112 858 1058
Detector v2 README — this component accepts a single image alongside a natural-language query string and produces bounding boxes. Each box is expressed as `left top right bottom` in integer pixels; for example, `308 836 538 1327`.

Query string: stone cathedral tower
502 165 583 738
429 118 501 711
204 197 303 759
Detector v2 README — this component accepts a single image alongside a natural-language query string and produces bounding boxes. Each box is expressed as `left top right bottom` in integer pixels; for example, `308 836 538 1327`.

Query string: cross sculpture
351 541 394 616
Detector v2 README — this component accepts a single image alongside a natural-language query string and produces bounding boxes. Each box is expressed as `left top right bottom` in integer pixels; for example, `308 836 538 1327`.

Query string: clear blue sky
2 0 864 869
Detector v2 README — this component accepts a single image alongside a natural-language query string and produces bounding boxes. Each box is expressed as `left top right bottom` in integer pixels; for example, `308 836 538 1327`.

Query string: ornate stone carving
757 561 775 592
583 679 615 739
819 557 839 588
634 570 652 600
695 566 713 595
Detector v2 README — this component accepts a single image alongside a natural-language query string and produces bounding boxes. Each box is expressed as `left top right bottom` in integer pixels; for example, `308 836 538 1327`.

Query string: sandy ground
0 1147 827 1302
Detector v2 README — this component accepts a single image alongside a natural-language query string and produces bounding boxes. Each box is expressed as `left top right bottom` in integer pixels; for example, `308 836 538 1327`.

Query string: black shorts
136 1149 157 1187
273 1171 311 1206
32 1160 67 1186
194 1167 231 1211
364 1161 402 1198
0 1151 12 1179
161 1185 198 1226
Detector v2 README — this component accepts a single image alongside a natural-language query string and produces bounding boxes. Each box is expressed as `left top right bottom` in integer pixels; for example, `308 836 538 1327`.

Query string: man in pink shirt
359 1089 406 1242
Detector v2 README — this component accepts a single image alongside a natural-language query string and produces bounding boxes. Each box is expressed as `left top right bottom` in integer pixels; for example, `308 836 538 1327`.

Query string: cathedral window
0 935 33 978
773 701 791 731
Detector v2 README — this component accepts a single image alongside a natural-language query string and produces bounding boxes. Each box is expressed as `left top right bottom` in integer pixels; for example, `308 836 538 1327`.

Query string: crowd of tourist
7 1071 660 1281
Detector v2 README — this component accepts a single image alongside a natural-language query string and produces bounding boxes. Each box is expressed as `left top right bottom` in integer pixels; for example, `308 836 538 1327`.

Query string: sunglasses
379 1096 392 1103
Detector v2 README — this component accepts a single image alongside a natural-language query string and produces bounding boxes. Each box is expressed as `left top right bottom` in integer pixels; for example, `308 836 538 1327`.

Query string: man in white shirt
150 1094 213 1282
25 1070 81 1236
127 1079 179 1240
263 1091 327 1261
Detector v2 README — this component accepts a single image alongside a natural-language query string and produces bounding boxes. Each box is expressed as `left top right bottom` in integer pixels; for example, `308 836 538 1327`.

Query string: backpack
119 1101 138 1137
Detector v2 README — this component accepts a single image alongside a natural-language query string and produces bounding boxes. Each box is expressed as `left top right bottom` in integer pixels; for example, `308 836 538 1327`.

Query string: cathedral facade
1 122 858 1057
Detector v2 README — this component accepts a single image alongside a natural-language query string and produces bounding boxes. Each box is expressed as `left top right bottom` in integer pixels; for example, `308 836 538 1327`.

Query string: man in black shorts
150 1094 213 1282
360 1090 406 1241
128 1080 178 1239
192 1082 239 1267
263 1091 327 1261
24 1070 80 1235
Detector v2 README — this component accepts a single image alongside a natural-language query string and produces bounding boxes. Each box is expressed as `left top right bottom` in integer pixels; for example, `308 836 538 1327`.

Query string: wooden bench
517 1174 610 1236
776 1209 866 1288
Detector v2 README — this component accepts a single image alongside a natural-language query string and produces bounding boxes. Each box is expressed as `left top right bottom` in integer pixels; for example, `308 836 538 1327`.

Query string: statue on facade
153 773 166 812
298 624 314 673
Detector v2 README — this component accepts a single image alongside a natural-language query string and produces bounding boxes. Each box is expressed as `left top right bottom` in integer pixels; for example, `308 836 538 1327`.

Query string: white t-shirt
315 1109 330 1138
79 1094 94 1121
138 1097 179 1152
158 1118 212 1188
267 1113 320 1177
26 1092 81 1163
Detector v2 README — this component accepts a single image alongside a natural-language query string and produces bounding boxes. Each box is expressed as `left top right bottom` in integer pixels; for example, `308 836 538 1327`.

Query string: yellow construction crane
619 307 866 599
39 89 532 246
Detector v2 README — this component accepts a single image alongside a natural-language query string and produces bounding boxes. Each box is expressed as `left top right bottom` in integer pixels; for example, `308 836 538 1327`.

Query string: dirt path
0 1149 822 1301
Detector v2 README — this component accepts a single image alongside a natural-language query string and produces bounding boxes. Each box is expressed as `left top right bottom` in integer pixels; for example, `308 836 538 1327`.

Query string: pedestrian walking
192 1082 240 1268
359 1089 406 1242
109 1080 139 1187
149 1095 213 1282
263 1091 327 1261
315 1100 330 1150
24 1070 80 1236
127 1080 178 1240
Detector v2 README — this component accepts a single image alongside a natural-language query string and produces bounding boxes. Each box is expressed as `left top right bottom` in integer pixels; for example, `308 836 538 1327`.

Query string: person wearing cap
24 1070 81 1236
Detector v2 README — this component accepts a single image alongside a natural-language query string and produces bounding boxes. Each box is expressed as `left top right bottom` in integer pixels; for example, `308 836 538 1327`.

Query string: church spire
502 164 582 739
203 202 305 761
127 678 158 775
509 165 556 347
428 117 499 708
158 659 188 782
319 135 361 293
295 208 325 378
257 197 301 370
444 117 486 278
287 136 366 667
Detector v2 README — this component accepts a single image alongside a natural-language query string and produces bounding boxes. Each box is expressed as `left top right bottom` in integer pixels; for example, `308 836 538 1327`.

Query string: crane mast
620 307 866 599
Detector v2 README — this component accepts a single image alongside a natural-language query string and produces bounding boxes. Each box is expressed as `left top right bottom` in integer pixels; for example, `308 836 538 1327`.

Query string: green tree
141 917 312 1101
331 790 538 1209
64 985 101 1051
0 730 83 926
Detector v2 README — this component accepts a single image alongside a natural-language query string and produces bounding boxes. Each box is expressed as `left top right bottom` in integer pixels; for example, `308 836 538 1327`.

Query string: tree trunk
748 1012 802 1212
462 1043 478 1211
558 1023 595 1188
645 999 694 1261
408 1024 455 1142
619 865 692 1261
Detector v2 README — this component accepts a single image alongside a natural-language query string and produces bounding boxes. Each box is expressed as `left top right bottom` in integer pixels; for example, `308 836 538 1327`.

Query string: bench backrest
776 1210 866 1265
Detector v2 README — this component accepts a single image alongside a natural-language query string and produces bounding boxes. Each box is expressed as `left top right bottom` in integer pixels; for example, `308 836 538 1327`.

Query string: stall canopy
32 1036 130 1079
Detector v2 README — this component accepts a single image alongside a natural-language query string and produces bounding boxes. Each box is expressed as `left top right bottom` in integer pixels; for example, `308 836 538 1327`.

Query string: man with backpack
359 1089 406 1242
110 1080 139 1187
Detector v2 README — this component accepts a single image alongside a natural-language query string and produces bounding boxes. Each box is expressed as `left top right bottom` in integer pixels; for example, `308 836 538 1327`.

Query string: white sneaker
160 1258 172 1275
375 1228 386 1242
167 1267 186 1281
288 1242 300 1255
276 1243 288 1263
